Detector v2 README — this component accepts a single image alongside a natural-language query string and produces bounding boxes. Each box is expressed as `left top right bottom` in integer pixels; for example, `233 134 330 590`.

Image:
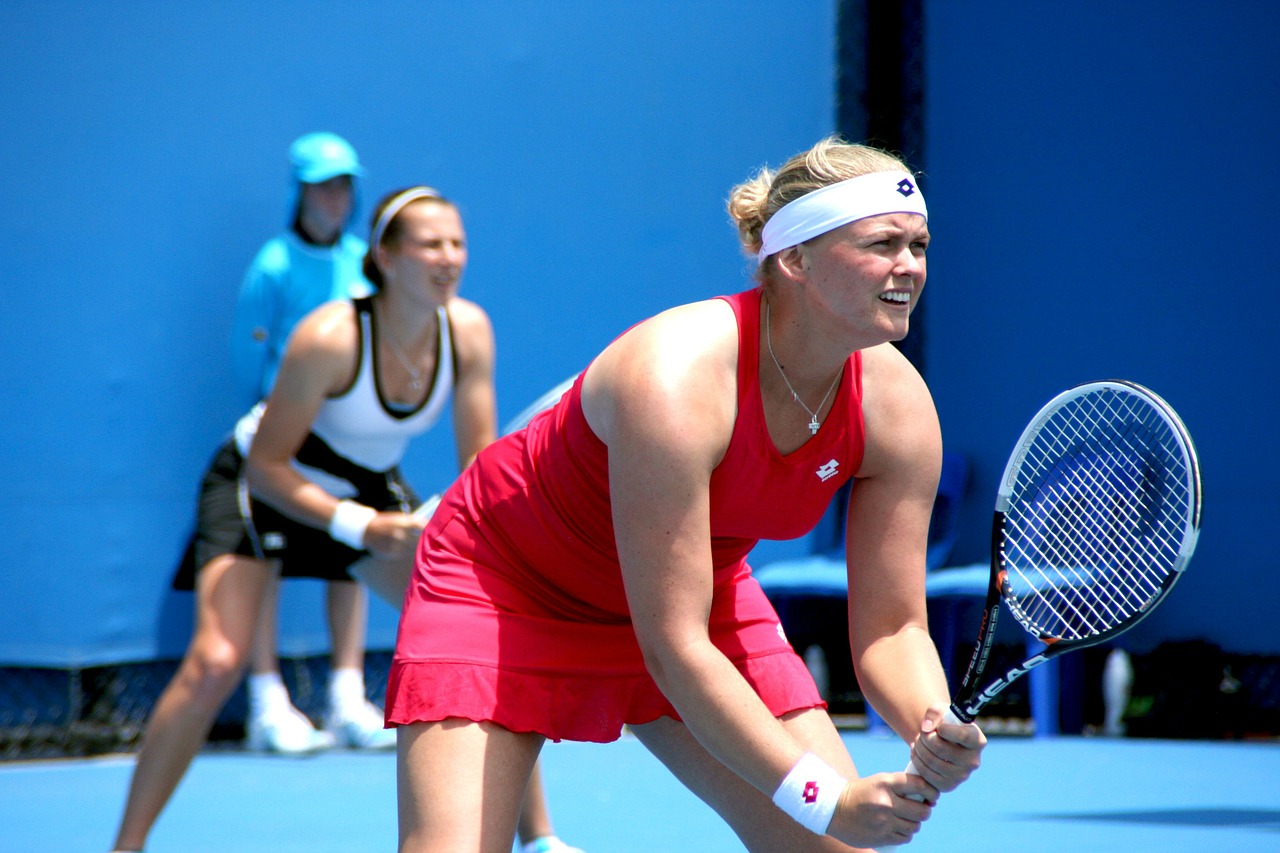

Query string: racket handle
878 707 965 852
902 706 963 791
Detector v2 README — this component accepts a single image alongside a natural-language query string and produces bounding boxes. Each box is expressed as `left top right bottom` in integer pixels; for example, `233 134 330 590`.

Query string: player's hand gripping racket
901 380 1201 791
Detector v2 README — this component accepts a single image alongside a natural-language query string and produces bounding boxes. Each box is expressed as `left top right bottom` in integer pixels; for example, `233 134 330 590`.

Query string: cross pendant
808 417 820 435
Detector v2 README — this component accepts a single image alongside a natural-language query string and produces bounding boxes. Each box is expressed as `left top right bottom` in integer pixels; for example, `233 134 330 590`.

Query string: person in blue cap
231 132 373 402
219 132 392 755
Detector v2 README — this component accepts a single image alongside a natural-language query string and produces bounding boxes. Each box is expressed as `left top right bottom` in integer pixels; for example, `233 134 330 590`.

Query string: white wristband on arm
328 500 377 550
772 752 847 835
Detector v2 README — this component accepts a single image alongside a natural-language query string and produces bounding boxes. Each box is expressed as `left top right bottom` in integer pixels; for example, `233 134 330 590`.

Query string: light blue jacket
229 230 371 405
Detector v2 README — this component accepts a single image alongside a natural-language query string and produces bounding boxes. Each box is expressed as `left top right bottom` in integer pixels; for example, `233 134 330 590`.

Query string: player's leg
629 709 868 853
248 574 281 677
397 719 544 853
351 552 583 851
326 579 367 674
516 766 555 842
112 554 272 851
517 762 588 852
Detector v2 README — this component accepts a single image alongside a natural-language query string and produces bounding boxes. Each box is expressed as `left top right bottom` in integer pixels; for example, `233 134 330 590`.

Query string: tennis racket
902 379 1201 779
411 375 580 526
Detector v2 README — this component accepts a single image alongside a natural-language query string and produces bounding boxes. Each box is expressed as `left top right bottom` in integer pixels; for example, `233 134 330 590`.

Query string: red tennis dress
386 287 866 742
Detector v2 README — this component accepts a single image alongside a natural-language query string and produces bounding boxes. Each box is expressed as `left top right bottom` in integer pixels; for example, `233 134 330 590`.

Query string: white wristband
328 500 377 550
772 752 847 835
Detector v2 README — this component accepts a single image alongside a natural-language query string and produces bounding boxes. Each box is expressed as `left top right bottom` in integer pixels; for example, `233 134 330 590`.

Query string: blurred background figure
223 131 389 753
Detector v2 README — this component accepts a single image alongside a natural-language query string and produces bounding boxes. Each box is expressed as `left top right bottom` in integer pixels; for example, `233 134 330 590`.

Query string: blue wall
0 1 834 665
2 1 1276 667
923 2 1280 653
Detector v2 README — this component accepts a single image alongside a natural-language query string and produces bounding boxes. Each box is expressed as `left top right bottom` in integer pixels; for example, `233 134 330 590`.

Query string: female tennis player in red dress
388 138 987 852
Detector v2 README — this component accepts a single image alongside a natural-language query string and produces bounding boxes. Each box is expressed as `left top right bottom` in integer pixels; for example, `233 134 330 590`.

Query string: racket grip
877 707 965 852
903 706 963 798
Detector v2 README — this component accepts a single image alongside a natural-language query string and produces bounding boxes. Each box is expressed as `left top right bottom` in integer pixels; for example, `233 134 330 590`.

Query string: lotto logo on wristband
773 753 846 835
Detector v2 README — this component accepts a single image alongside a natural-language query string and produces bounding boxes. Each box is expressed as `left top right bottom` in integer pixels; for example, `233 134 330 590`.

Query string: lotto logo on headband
757 170 928 261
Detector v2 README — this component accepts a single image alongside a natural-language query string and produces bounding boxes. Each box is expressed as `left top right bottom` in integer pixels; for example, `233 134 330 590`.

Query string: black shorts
172 439 418 589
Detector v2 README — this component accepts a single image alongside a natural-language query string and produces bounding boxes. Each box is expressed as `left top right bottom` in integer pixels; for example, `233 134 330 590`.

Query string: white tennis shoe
324 698 397 750
245 706 336 755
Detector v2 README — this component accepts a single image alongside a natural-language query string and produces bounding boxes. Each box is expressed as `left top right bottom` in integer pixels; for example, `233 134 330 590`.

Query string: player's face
380 202 467 303
800 212 929 343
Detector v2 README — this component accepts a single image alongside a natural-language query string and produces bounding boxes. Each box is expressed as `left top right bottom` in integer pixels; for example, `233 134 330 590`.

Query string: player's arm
244 302 418 557
846 343 983 790
445 297 497 469
590 304 937 848
587 301 799 789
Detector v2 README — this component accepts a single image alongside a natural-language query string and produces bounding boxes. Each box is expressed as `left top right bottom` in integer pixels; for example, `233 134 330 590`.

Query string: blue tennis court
3 729 1276 852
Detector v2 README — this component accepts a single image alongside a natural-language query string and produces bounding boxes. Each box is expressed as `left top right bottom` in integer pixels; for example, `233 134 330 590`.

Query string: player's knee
184 639 249 697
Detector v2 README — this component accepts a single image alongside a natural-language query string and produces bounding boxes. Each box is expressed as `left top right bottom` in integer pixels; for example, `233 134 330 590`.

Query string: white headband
371 186 442 248
757 171 927 262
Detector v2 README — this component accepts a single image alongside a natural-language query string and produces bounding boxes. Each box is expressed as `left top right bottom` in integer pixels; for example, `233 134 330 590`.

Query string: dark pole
835 0 927 374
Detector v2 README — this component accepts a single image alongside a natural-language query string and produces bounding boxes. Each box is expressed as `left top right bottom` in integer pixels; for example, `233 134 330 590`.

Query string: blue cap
289 132 364 184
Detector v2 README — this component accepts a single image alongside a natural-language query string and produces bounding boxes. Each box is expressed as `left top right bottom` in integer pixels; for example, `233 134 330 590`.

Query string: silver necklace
377 306 428 391
764 299 841 435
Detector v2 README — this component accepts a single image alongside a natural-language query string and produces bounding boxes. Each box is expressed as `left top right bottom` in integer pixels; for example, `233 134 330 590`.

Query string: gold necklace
764 299 841 435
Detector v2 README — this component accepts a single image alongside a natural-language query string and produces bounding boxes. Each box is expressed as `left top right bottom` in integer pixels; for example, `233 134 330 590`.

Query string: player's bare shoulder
584 298 739 452
858 342 941 478
272 300 360 399
286 300 359 361
445 295 493 336
859 342 933 419
445 296 496 365
625 298 737 372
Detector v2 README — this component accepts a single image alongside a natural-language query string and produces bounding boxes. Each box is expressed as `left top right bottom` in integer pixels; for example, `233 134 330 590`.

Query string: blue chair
753 452 1061 737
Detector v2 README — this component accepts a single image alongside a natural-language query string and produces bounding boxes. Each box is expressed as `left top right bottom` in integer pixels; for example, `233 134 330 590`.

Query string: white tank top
235 298 452 495
309 297 452 471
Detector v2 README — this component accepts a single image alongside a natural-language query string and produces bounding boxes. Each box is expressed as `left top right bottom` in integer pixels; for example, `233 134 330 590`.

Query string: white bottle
803 644 829 701
1102 648 1133 737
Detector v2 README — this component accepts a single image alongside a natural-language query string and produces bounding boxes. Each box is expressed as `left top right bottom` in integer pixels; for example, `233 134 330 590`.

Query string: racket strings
1001 390 1193 641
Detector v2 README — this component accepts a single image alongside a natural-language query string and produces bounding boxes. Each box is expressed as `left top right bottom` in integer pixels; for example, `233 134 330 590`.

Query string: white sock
328 667 368 720
247 672 291 720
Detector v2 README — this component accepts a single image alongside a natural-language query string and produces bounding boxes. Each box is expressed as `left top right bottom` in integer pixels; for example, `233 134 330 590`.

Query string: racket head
500 374 578 436
952 380 1201 719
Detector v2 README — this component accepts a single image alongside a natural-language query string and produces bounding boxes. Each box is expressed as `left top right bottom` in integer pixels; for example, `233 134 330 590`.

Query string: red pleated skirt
386 495 823 743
